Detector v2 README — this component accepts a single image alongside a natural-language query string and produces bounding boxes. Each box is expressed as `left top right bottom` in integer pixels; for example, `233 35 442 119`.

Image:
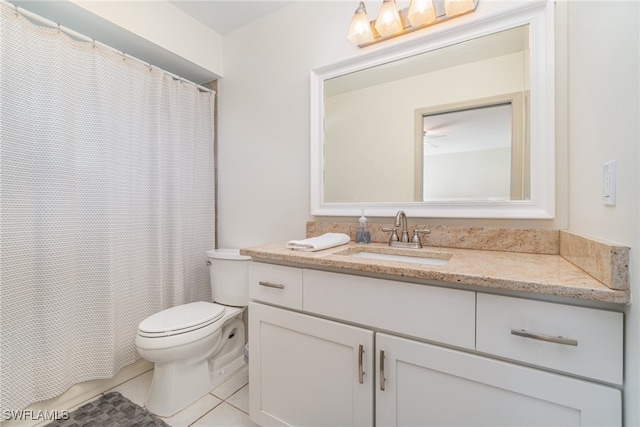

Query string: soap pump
355 210 371 244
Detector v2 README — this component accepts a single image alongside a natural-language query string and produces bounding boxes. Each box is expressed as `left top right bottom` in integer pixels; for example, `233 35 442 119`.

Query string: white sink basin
337 247 451 266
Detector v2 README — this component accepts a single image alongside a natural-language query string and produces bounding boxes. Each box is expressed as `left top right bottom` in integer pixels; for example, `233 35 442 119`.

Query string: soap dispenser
355 210 371 244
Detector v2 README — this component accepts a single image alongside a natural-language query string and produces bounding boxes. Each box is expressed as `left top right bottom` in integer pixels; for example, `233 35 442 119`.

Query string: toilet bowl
135 249 251 417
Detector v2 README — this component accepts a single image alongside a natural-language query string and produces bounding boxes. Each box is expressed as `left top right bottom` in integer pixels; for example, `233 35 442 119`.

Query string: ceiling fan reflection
423 131 447 147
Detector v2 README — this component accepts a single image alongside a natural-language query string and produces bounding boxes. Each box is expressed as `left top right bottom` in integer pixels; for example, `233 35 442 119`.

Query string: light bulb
374 0 402 37
347 2 374 45
407 0 436 27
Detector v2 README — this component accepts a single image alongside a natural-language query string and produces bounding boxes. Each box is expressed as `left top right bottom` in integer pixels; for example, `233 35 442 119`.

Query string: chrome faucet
383 210 430 248
395 210 410 243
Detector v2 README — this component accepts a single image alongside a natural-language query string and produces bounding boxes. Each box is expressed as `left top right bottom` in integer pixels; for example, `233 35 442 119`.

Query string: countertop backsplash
305 222 629 291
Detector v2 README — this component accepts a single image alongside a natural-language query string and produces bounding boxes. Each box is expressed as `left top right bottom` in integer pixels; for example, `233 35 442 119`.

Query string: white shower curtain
0 3 215 413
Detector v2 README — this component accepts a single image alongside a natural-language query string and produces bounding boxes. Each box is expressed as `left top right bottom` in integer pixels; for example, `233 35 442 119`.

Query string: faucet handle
382 227 399 242
411 229 431 245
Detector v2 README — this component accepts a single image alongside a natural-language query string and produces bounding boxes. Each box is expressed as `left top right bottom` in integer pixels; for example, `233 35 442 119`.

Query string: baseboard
2 359 153 427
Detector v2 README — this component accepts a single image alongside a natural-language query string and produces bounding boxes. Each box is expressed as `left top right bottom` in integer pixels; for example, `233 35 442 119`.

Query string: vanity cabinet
248 302 374 426
376 333 620 426
248 262 622 427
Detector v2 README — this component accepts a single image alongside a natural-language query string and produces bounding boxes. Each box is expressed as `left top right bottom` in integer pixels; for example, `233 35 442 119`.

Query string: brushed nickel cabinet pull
379 350 386 391
358 344 365 384
258 281 285 289
511 328 578 346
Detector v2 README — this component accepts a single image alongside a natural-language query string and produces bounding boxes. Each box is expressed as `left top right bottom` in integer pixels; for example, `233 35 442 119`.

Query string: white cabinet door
376 333 621 427
249 302 374 427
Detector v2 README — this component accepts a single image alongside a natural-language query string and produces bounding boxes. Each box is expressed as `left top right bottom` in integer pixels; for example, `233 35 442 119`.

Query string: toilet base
144 317 247 417
210 351 247 389
145 354 247 417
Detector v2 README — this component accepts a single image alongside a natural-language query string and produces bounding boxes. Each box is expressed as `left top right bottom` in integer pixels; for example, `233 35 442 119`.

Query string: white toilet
135 249 251 417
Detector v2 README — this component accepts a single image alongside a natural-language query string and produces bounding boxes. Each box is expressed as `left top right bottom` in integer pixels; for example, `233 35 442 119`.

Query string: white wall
424 148 511 199
219 2 639 424
217 1 360 247
565 2 639 425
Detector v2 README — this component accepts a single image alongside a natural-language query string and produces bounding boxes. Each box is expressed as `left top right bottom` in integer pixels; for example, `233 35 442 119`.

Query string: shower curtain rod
3 0 213 93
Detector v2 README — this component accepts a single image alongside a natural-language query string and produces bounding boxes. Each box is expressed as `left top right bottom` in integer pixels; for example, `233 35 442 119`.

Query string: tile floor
78 366 256 427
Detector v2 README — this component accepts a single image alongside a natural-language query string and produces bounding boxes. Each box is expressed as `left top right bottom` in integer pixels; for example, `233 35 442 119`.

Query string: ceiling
168 1 293 35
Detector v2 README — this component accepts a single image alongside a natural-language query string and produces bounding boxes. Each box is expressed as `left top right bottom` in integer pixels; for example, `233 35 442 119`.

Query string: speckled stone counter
240 240 630 305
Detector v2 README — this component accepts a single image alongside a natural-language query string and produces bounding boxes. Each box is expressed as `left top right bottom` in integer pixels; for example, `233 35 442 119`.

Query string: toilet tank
206 249 251 307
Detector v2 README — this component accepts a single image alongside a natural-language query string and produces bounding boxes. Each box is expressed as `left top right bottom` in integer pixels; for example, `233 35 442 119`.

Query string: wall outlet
602 160 616 206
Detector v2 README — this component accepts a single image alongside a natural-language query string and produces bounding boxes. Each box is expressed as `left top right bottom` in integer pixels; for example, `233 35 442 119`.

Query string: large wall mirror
311 0 554 218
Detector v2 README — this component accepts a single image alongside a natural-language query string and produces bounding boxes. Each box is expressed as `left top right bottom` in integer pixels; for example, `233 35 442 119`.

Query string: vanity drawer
476 293 623 384
303 269 476 349
249 262 303 309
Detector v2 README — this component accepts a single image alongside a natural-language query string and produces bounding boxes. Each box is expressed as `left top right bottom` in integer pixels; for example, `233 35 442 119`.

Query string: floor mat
44 391 169 427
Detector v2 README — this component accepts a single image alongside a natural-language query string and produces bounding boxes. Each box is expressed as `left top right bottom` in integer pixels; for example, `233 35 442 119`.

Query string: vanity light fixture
408 0 437 27
347 0 478 47
374 0 403 37
347 2 375 46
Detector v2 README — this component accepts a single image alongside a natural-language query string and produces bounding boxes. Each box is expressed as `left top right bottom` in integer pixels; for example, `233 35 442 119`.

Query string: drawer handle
358 344 365 384
379 350 386 391
511 328 578 347
258 281 285 289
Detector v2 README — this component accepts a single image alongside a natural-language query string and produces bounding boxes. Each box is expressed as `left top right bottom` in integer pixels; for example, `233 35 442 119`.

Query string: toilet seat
138 301 225 338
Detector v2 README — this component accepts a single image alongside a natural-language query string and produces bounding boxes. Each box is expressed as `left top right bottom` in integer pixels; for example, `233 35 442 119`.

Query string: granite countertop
240 241 630 305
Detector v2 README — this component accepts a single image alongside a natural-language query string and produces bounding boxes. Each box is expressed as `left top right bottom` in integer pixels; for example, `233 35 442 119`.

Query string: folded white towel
287 233 350 252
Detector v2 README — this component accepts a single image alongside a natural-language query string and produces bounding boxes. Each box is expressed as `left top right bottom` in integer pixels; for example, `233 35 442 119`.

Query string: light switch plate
603 160 617 206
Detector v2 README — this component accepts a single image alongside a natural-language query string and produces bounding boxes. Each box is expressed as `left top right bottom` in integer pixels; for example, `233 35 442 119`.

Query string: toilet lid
138 301 225 336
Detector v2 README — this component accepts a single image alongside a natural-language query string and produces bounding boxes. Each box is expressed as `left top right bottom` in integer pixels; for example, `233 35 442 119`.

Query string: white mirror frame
310 0 554 218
